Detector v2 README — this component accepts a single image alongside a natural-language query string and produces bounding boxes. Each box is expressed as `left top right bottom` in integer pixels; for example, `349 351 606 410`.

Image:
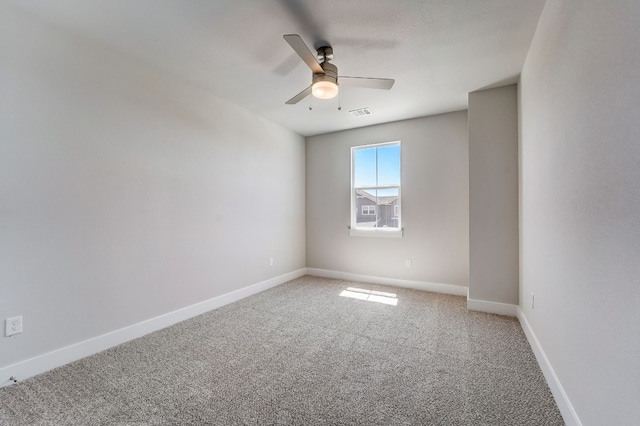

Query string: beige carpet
0 275 564 425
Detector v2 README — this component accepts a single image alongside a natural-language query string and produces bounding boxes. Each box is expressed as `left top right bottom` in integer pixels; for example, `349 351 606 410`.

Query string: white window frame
350 141 402 238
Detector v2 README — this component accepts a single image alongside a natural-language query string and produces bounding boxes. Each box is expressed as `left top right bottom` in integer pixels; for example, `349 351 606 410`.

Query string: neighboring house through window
362 205 376 215
351 141 401 236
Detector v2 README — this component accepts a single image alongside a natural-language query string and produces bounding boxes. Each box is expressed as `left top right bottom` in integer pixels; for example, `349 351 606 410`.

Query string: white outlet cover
6 316 23 337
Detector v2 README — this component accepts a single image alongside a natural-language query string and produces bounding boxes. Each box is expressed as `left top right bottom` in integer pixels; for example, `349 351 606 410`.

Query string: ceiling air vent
349 107 372 117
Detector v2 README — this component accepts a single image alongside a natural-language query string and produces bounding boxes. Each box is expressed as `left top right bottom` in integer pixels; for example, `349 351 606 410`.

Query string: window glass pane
362 205 375 215
376 188 399 229
351 141 401 232
377 144 400 186
353 147 377 188
356 189 378 228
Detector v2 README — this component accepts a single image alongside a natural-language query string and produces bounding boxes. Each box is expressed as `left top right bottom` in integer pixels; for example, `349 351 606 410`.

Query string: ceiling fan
283 34 395 105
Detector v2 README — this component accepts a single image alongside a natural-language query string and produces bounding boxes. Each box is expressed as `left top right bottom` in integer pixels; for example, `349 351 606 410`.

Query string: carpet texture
0 276 564 425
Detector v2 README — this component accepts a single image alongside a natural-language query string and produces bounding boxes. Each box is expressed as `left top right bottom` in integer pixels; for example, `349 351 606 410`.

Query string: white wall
520 0 640 424
468 85 519 305
306 112 469 288
0 4 305 372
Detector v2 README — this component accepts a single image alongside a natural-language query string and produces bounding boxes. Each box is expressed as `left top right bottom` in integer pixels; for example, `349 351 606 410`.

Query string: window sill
348 227 404 238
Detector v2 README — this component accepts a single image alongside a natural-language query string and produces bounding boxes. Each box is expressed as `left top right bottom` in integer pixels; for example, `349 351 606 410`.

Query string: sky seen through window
353 144 400 197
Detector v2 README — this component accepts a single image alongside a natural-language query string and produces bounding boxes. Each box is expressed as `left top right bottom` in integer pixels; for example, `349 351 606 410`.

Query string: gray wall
520 0 640 423
306 112 469 287
0 4 305 368
468 85 519 305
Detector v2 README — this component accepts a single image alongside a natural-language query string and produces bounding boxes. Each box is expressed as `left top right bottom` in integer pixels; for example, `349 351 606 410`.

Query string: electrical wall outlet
6 316 22 337
531 293 535 309
268 257 274 267
404 259 412 267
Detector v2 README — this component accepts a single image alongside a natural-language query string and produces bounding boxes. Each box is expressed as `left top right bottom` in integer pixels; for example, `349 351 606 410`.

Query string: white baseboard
306 268 468 296
466 296 518 316
0 268 307 388
517 308 582 426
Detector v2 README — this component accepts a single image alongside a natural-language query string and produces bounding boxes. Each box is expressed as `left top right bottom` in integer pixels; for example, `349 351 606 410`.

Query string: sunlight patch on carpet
339 287 398 305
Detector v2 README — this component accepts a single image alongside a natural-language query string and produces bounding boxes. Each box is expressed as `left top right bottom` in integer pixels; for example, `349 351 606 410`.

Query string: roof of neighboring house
355 189 398 205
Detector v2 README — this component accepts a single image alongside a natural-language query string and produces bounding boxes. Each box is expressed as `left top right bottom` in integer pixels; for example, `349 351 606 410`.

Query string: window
351 141 401 237
362 205 376 215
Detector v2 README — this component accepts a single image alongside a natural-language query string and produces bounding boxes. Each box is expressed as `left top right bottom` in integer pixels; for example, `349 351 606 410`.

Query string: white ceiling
9 0 546 136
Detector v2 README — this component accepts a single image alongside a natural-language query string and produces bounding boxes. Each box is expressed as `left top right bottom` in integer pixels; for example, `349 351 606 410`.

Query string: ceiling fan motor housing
313 61 338 86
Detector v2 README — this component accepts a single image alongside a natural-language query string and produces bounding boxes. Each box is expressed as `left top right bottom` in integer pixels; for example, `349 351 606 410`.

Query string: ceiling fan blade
339 76 395 90
283 34 324 74
285 85 312 105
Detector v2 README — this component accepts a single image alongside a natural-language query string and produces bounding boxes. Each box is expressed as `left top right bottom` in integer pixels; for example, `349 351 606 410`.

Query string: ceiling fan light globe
312 81 338 99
